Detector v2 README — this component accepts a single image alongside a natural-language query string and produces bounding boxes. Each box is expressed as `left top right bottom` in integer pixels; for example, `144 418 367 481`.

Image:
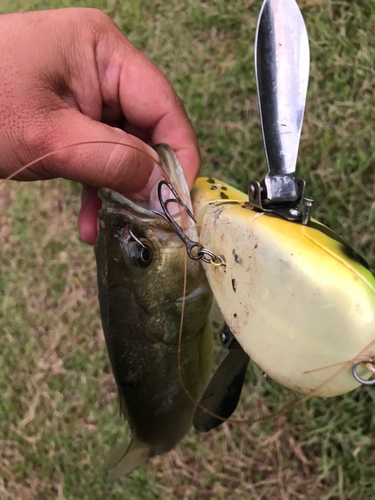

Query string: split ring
352 361 375 386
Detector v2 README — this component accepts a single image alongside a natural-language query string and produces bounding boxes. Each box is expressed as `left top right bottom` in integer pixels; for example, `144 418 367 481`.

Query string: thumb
45 110 163 198
43 109 165 246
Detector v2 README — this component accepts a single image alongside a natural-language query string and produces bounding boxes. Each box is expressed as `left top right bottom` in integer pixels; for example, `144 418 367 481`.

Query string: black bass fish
95 144 213 481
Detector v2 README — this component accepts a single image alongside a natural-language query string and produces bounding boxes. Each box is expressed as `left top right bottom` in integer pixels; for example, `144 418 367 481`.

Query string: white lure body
191 177 375 396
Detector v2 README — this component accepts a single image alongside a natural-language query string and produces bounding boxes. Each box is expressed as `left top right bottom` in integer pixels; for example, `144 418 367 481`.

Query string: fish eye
135 244 152 268
126 241 153 268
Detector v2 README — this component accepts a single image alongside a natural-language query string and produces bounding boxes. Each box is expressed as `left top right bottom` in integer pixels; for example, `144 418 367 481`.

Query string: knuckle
169 88 189 120
22 118 62 158
84 8 119 36
173 92 186 112
19 111 70 175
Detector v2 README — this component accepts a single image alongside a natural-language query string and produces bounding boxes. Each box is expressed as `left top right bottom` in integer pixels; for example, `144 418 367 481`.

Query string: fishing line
0 140 162 184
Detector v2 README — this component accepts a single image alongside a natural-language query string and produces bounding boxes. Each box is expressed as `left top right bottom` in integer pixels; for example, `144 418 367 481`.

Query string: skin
0 8 200 244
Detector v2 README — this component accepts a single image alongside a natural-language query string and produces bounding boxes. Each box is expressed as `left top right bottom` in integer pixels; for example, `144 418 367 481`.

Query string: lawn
0 0 374 499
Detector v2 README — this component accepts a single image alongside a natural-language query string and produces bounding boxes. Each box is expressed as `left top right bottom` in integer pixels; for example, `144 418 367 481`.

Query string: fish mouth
98 144 197 237
99 188 159 218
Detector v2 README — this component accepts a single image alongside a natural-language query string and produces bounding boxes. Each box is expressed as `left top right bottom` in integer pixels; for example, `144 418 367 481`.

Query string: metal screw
220 331 228 344
302 198 314 225
289 208 300 217
249 184 256 196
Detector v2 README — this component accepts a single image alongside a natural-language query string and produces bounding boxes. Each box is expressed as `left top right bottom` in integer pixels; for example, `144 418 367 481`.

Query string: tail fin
105 436 150 482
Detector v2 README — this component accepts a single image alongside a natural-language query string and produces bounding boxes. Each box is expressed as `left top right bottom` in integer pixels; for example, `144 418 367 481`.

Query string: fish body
95 145 213 480
191 177 375 397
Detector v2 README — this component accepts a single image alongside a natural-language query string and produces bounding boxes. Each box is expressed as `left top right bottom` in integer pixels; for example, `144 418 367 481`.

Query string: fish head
95 144 212 340
96 190 199 305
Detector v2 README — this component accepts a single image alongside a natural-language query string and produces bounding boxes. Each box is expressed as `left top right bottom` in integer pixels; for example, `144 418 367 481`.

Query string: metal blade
193 326 250 432
255 0 310 203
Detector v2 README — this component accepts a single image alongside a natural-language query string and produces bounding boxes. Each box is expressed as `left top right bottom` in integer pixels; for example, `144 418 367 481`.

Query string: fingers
52 109 167 246
78 185 101 245
43 108 165 198
0 8 201 245
0 8 200 189
94 28 201 188
77 162 166 245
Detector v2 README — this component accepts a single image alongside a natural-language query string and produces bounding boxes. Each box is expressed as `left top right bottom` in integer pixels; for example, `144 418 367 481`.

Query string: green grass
1 0 375 499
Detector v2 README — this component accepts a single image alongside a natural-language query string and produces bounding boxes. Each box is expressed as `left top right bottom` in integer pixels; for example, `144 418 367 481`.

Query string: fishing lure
154 0 375 431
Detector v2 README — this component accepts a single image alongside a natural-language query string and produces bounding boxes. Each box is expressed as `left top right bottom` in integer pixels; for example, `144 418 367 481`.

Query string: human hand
0 8 200 244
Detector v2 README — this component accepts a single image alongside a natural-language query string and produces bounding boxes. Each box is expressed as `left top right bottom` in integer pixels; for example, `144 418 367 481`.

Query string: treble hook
128 227 146 249
153 180 225 267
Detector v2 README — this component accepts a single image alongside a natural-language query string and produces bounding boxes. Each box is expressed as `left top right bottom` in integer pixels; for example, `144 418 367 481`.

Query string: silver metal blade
255 0 309 202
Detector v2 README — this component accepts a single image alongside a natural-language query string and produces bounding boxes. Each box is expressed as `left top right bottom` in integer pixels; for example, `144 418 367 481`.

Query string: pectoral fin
193 324 249 432
105 436 150 481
